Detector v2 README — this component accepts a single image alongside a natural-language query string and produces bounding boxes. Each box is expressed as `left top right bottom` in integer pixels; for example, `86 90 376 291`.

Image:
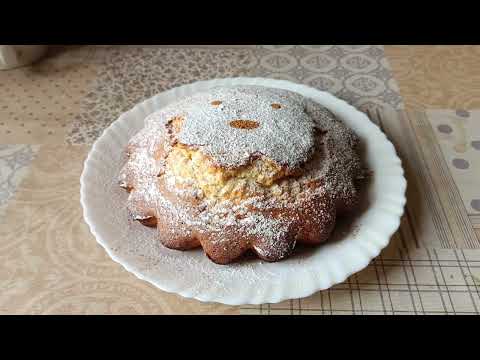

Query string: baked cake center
159 86 317 171
145 86 332 202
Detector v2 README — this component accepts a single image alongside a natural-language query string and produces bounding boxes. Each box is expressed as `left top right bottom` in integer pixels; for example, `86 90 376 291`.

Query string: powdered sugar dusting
118 85 365 263
145 86 317 169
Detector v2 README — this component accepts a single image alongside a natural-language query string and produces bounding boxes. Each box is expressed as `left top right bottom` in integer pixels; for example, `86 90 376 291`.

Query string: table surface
1 45 479 315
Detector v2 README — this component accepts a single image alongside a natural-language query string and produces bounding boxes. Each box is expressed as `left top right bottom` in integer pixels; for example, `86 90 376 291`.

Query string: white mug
0 45 48 70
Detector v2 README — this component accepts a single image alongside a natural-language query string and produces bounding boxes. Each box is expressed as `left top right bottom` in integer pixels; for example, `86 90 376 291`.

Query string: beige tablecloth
1 45 479 314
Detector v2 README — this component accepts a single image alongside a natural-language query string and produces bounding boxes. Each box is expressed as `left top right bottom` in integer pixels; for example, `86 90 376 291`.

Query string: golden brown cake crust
118 86 365 264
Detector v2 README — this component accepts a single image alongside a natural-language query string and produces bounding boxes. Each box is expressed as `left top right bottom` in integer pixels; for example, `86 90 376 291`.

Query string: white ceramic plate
80 77 406 305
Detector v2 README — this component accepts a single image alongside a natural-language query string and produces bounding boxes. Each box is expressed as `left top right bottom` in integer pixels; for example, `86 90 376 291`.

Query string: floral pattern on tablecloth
254 45 403 112
0 145 39 212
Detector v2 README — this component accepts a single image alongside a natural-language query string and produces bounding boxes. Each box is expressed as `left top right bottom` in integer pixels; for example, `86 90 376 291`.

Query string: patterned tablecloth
1 45 479 315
